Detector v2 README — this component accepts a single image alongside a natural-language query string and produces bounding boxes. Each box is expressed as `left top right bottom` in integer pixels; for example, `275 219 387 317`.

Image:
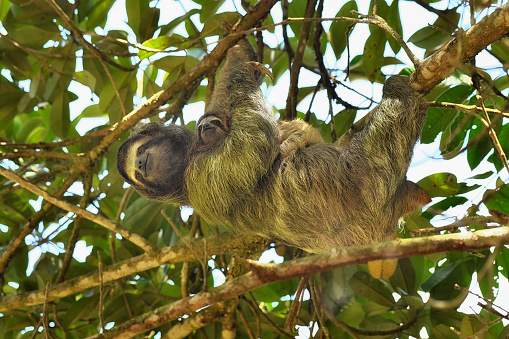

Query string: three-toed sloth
117 38 431 253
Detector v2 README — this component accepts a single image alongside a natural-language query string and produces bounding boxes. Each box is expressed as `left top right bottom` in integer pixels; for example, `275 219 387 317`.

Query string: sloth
117 38 431 253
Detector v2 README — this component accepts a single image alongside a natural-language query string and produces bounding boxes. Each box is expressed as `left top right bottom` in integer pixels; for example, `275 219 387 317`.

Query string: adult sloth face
116 123 194 204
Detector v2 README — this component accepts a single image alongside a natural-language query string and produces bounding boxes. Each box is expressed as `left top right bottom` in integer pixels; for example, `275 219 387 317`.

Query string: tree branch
88 0 280 162
348 3 509 134
411 3 509 93
88 226 509 339
283 0 318 120
0 170 80 274
0 233 266 312
0 166 156 253
429 101 509 118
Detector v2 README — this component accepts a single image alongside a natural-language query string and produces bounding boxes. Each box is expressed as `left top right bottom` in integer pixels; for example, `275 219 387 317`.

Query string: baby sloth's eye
136 146 145 156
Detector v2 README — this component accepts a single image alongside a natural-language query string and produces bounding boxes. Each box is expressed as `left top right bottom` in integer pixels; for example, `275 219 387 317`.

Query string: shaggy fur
117 38 431 253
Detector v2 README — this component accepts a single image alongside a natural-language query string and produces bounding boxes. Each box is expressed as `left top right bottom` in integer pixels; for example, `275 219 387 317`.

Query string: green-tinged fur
186 40 279 226
185 40 429 253
118 39 430 253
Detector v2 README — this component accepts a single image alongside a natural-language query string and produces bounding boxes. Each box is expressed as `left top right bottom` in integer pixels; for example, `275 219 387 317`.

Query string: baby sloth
117 38 430 253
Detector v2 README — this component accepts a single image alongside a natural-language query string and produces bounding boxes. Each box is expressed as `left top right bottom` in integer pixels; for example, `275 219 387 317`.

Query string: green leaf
78 0 115 30
421 85 474 144
337 302 365 328
491 122 509 171
160 8 200 36
0 0 13 22
417 173 460 197
496 249 509 279
334 109 357 139
422 261 462 292
3 51 33 78
457 182 480 195
139 35 185 60
198 0 227 23
287 0 307 38
74 70 97 92
467 118 493 169
461 315 484 337
28 70 41 98
386 0 402 54
404 213 433 231
123 197 164 237
484 184 509 215
5 24 58 49
139 7 160 42
328 1 358 59
200 12 241 38
15 117 44 142
467 171 494 180
390 258 416 294
430 309 464 329
153 55 198 73
79 104 106 118
429 324 458 339
363 29 386 83
423 197 468 220
349 271 395 307
50 91 70 138
93 30 130 54
126 0 142 37
409 26 448 50
5 315 32 332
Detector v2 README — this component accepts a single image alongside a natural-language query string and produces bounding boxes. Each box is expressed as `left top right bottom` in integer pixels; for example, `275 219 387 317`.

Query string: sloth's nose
136 152 149 175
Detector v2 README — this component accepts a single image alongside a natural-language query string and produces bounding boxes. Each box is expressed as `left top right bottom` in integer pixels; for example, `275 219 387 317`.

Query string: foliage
0 0 508 338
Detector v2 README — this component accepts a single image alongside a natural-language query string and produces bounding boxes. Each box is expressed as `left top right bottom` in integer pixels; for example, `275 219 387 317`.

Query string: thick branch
411 3 509 93
349 3 509 133
89 226 509 339
0 233 265 312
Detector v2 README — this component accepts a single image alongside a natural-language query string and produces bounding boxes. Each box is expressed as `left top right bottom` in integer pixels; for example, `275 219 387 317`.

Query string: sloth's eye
136 146 145 156
135 171 143 181
210 119 222 127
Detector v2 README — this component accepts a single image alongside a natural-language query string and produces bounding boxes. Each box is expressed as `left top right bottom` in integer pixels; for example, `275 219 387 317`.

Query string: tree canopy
0 0 509 338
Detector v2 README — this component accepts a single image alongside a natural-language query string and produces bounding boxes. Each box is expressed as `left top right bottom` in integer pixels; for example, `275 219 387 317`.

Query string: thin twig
43 282 51 339
161 210 208 283
309 276 330 338
429 101 509 118
242 296 261 338
247 293 294 338
477 94 509 173
284 0 318 120
285 276 309 332
0 170 80 274
411 214 508 236
98 251 105 332
352 11 421 68
44 0 129 117
57 171 93 283
0 166 157 253
0 129 109 150
238 305 255 339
